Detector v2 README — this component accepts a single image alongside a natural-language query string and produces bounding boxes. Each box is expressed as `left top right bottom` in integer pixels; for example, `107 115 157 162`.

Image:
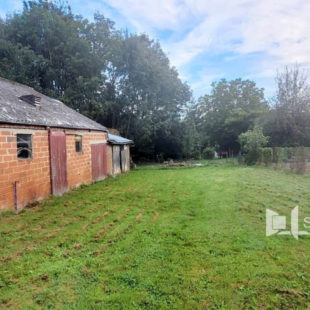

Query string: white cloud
101 0 192 31
101 0 310 77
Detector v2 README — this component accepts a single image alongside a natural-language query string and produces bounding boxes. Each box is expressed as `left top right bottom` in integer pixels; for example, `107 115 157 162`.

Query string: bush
292 147 307 174
239 126 269 166
287 147 294 160
272 147 281 163
244 148 262 165
261 148 273 166
279 147 289 163
202 146 215 159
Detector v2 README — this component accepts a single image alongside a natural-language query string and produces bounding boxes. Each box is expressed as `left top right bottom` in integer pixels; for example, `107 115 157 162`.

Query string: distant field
1 164 310 309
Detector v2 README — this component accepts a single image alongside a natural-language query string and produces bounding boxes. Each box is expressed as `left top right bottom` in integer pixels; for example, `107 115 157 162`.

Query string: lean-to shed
107 134 133 175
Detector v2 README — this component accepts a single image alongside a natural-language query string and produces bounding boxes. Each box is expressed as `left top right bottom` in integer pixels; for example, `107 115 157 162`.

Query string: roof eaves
0 120 108 132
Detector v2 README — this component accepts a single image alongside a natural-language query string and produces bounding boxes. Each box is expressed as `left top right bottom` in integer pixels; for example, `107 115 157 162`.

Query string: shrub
287 147 294 160
244 149 262 165
202 146 215 159
272 147 281 163
239 126 269 166
261 148 273 166
292 147 307 174
279 147 289 163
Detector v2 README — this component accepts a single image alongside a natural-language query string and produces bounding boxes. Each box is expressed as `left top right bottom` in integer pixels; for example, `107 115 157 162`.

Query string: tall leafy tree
0 0 191 159
263 65 310 146
195 79 268 154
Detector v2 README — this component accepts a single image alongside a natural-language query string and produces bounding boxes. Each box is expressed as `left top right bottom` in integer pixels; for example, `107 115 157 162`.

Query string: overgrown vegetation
184 79 268 158
1 165 310 308
184 65 310 159
233 143 310 174
238 126 269 165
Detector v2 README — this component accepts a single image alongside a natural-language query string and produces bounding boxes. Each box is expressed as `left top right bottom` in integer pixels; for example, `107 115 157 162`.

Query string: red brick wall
65 130 107 189
0 127 51 210
0 125 107 210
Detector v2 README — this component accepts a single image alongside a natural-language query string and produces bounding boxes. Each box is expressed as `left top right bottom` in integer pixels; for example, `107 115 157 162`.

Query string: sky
1 0 310 100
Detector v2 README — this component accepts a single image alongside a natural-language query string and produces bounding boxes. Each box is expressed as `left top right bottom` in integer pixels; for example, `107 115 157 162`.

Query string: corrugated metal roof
0 77 107 131
108 133 133 145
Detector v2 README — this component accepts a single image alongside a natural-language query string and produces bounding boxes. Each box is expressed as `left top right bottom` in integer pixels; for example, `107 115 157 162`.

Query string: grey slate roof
0 77 107 131
108 133 133 145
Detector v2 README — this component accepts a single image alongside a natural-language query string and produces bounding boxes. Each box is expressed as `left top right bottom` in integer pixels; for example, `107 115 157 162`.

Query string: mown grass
1 164 310 309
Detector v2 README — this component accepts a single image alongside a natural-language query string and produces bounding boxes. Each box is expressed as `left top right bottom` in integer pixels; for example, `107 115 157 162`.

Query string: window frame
17 133 33 160
75 135 83 153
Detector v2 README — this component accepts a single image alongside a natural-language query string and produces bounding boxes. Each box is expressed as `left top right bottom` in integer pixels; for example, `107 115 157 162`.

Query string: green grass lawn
1 164 310 309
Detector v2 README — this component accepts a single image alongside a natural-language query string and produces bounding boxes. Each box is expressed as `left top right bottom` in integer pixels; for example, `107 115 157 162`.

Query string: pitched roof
108 133 133 145
0 77 107 131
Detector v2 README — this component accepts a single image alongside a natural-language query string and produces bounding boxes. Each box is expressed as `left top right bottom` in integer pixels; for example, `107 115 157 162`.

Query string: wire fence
259 147 310 174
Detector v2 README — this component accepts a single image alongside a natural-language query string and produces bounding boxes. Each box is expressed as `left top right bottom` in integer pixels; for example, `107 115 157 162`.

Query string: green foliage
261 147 273 166
182 101 203 159
272 147 281 163
292 147 308 174
193 79 268 154
239 126 269 165
263 65 310 147
202 146 215 159
0 0 191 159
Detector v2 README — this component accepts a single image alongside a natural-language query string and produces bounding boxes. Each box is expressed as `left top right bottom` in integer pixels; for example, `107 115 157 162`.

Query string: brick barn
0 77 132 211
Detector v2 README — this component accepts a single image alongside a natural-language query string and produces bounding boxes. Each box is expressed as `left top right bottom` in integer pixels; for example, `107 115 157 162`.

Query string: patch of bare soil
152 212 159 222
136 212 143 220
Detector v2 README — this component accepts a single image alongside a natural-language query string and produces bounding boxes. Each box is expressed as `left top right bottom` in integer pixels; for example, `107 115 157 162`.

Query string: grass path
1 165 310 309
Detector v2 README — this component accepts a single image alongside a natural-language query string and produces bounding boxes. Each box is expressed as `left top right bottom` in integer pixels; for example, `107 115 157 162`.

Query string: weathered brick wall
0 125 108 210
0 126 51 210
65 130 107 188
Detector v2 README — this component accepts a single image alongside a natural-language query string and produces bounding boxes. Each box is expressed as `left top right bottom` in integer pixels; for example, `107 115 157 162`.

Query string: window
17 134 32 159
75 136 82 153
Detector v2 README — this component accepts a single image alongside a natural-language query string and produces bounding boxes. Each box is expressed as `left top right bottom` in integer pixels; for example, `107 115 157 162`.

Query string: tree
238 126 269 165
195 79 268 154
110 34 191 159
263 65 310 146
182 101 202 159
0 1 191 160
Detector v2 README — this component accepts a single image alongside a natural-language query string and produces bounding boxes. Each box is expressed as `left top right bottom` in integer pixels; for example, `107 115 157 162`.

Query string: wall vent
19 95 41 106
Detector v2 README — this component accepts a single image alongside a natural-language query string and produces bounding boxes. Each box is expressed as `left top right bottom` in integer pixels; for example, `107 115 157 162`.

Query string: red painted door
49 131 68 195
91 143 107 181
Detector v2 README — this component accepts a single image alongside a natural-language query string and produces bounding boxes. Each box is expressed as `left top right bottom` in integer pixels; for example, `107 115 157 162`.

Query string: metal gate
49 131 68 195
91 143 107 181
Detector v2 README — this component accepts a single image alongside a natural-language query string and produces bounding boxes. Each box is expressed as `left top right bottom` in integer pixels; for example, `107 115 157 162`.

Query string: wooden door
91 143 107 181
121 146 127 172
112 145 121 174
49 131 68 195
